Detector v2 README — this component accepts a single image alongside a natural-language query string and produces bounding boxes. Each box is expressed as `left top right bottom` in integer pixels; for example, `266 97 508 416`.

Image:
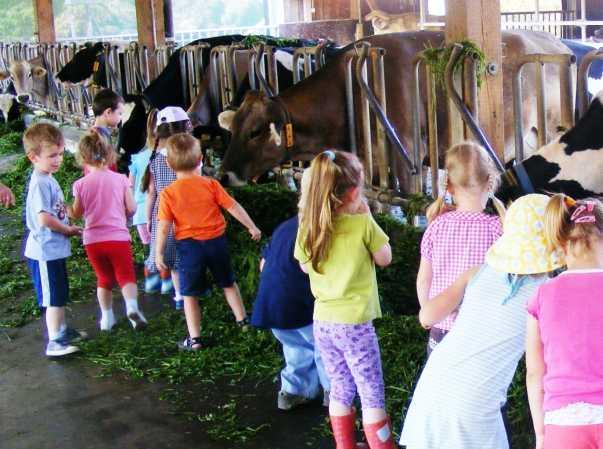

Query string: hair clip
564 195 577 208
94 152 103 161
322 150 336 161
570 201 597 224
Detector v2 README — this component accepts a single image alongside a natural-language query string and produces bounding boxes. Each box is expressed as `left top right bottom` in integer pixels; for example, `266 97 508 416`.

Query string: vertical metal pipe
411 55 423 194
371 48 390 191
426 65 439 199
535 61 547 148
580 0 586 41
559 54 575 130
344 55 358 155
359 55 373 184
292 52 301 84
512 64 525 162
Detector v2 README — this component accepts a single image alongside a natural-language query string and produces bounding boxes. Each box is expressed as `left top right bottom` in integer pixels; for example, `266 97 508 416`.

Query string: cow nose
16 94 30 104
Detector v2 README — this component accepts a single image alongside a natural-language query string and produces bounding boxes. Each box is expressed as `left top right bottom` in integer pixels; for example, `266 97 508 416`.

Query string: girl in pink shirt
526 195 603 449
418 141 505 354
72 131 147 331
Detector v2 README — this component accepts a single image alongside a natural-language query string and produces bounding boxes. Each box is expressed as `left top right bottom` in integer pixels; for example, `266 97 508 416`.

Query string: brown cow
0 56 49 106
218 30 571 189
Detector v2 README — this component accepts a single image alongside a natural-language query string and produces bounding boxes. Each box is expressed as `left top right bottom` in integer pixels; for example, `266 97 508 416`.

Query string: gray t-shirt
24 170 71 261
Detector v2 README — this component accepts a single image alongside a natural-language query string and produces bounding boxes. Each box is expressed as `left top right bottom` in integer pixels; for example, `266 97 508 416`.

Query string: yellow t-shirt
294 213 389 324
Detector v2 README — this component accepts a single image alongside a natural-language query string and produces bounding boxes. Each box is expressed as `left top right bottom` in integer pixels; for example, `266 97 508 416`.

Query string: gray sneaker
46 339 80 357
277 391 312 411
63 327 89 344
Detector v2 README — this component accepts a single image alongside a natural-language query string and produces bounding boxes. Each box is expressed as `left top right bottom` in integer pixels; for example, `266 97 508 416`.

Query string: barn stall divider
577 47 603 117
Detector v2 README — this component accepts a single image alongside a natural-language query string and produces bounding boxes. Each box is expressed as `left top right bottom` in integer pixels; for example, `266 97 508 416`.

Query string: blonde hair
23 123 64 156
146 108 158 149
166 133 202 171
544 194 603 256
77 130 117 168
299 150 363 273
426 141 505 222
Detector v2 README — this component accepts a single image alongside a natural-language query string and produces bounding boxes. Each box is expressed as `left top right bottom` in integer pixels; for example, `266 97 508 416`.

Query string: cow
497 89 603 203
56 42 108 88
0 55 50 106
364 0 440 34
0 82 20 122
217 30 571 188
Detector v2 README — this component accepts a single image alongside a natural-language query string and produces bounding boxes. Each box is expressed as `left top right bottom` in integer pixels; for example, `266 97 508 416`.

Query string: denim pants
272 324 330 399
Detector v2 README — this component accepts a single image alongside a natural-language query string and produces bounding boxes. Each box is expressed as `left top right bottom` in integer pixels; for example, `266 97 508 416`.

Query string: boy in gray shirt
23 123 86 357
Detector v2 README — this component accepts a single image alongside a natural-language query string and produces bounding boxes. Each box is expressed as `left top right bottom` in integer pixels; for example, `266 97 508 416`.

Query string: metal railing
292 45 327 84
577 48 603 118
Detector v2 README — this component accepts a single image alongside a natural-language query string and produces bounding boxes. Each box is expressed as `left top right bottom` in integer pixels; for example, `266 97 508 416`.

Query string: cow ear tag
285 123 294 148
93 61 100 72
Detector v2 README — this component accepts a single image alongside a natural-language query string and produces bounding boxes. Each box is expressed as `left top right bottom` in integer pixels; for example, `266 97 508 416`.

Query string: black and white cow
56 42 107 88
498 89 603 202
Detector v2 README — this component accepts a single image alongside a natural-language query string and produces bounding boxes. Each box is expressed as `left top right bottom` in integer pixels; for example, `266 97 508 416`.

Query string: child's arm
525 315 546 449
155 219 171 271
145 176 156 232
227 201 261 241
416 257 433 307
0 182 15 207
124 187 137 217
372 242 392 267
419 266 479 328
38 212 82 236
70 195 83 220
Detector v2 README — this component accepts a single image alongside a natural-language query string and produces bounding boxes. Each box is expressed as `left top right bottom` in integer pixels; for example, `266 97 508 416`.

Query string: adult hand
0 183 15 207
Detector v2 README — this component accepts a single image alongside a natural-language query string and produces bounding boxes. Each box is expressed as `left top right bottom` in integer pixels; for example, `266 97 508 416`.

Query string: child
23 123 85 356
417 141 505 354
71 130 146 331
251 214 330 410
526 195 603 449
400 194 564 449
128 110 155 248
92 88 124 146
295 150 395 449
141 106 189 306
156 133 261 351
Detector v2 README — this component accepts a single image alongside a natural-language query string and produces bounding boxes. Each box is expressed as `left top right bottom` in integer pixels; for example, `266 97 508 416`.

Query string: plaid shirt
421 211 503 330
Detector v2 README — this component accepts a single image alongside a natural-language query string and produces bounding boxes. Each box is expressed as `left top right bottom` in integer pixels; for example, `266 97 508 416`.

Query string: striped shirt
421 210 502 330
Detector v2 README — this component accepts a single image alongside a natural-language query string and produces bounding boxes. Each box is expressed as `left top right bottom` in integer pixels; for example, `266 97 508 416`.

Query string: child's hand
0 183 15 207
146 221 152 234
248 226 261 241
156 253 168 271
65 225 83 237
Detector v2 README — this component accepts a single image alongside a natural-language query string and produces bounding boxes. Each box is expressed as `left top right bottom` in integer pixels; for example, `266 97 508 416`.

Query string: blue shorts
176 236 236 297
27 258 69 308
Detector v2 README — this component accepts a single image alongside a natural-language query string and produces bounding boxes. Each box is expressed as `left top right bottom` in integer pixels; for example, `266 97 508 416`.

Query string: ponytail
146 108 158 149
426 195 453 223
141 137 159 193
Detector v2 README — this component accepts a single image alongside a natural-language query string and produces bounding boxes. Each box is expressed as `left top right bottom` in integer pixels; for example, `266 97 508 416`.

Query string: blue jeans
272 324 330 399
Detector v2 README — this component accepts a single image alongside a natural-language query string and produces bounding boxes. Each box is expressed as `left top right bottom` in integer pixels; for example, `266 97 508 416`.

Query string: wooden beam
445 0 505 161
32 0 55 43
135 0 165 78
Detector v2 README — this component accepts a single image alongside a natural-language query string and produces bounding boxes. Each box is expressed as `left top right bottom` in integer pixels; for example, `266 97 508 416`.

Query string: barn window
0 0 35 41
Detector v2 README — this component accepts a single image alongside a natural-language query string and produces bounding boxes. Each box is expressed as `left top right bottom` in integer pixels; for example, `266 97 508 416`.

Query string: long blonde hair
299 150 363 273
544 194 603 256
426 141 505 222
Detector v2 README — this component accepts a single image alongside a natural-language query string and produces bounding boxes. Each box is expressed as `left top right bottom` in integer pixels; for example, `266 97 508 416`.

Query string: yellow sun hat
486 194 564 275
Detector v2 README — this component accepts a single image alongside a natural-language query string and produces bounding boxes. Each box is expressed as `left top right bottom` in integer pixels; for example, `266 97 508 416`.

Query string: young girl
526 195 603 449
128 111 155 289
418 141 505 354
142 106 191 309
400 194 564 449
72 130 146 331
295 150 395 449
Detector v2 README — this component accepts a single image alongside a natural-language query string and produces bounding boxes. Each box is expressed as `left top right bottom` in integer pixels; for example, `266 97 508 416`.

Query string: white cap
156 106 190 129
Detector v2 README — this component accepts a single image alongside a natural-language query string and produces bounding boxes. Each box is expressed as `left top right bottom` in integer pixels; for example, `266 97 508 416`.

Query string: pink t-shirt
421 211 502 330
527 270 603 412
73 169 131 245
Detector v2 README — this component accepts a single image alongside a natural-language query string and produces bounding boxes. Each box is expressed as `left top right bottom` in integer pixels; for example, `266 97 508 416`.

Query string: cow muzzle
16 94 31 104
220 171 248 187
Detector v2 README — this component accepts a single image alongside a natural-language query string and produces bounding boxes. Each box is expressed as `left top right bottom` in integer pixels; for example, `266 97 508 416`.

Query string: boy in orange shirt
156 133 261 351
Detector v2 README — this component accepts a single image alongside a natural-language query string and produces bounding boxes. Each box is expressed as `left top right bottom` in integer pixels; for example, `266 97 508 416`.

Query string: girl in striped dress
418 142 505 355
400 194 564 449
141 106 192 310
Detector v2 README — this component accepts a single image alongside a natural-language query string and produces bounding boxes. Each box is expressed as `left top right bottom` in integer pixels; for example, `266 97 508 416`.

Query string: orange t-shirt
158 176 236 241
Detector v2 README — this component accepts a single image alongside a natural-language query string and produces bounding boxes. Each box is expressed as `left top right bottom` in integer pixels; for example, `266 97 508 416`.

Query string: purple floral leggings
314 321 385 409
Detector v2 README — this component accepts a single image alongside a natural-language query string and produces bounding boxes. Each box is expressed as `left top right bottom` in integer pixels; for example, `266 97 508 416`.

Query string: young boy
155 133 261 351
23 123 85 357
91 88 124 171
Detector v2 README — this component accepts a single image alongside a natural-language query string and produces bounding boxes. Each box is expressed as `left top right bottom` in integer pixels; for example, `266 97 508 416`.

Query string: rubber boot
363 417 395 449
330 410 369 449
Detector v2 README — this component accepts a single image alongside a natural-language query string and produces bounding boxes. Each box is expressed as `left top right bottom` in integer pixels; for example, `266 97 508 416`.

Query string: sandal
177 336 202 351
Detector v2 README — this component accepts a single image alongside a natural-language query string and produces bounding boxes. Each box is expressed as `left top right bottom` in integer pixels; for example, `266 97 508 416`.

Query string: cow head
56 42 104 87
0 60 47 104
218 90 289 185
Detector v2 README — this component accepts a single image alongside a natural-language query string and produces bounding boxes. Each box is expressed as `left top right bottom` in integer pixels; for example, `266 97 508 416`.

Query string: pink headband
570 201 597 224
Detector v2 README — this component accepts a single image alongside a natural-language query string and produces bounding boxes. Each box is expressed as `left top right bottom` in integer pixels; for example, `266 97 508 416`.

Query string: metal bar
411 54 423 194
353 42 416 173
512 63 525 161
209 48 222 112
559 54 574 130
292 51 301 84
265 46 279 95
426 65 439 199
577 48 603 118
253 43 275 96
371 47 390 191
358 50 373 184
344 54 358 155
445 44 505 173
535 61 548 148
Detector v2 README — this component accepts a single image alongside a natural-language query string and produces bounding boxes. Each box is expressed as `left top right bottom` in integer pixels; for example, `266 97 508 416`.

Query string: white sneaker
46 339 80 357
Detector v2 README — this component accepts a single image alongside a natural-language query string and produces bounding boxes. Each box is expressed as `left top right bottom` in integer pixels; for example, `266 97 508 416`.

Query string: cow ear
218 110 237 131
31 66 47 78
0 70 9 81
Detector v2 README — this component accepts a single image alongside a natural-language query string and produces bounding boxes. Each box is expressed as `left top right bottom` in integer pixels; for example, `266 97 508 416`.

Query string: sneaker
127 310 148 330
161 277 174 295
63 327 89 344
144 273 161 293
236 316 251 332
277 391 312 411
323 390 330 407
174 298 184 311
177 336 202 351
46 339 80 357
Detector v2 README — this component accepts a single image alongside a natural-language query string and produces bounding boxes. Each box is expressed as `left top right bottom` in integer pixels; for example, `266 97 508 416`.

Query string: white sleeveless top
400 264 546 449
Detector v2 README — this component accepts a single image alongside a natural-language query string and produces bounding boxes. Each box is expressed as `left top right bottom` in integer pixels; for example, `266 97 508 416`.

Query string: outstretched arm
526 315 546 449
227 201 261 241
419 266 479 328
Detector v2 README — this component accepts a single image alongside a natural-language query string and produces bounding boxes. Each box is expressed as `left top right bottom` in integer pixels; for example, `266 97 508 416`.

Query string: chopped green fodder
421 39 487 89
